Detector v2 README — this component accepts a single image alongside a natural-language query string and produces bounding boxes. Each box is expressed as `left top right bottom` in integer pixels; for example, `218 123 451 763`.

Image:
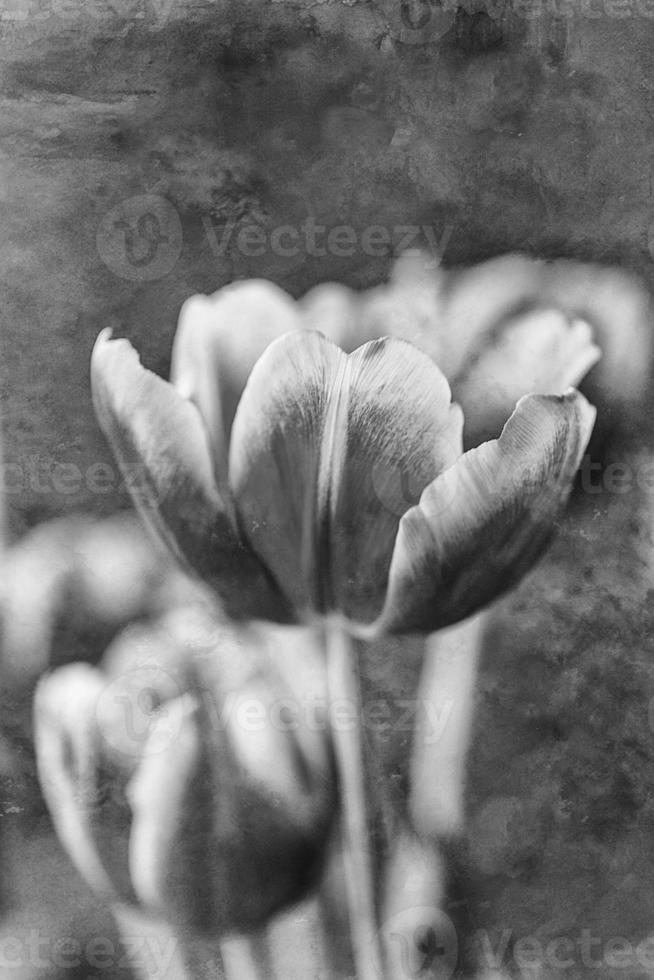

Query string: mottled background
2 1 654 979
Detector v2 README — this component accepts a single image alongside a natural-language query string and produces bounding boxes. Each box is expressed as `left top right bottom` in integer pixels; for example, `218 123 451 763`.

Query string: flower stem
325 621 384 980
409 613 486 842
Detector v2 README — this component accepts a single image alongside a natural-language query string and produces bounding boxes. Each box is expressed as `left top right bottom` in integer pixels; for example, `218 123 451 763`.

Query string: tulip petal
434 253 650 413
378 390 596 634
230 331 463 622
328 342 463 621
34 665 136 902
539 259 652 408
453 308 601 446
229 330 338 615
435 254 544 378
128 635 335 935
91 330 290 622
128 696 320 935
170 280 303 487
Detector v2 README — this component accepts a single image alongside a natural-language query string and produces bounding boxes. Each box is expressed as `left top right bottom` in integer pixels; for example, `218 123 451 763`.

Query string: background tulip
302 249 645 444
0 510 208 980
0 511 193 685
34 605 336 960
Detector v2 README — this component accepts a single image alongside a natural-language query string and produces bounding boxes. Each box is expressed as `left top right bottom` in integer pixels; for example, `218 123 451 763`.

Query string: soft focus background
2 2 654 978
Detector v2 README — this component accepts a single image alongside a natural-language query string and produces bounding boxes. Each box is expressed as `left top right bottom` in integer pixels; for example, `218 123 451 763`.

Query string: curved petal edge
376 390 596 634
91 330 291 622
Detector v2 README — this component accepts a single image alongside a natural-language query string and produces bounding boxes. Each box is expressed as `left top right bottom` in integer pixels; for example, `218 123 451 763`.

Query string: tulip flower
34 606 335 944
90 253 600 980
91 264 597 636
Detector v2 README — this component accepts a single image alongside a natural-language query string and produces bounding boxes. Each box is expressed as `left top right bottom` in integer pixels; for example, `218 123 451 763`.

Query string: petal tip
562 386 597 426
91 327 116 362
91 328 138 376
96 325 112 343
513 388 597 452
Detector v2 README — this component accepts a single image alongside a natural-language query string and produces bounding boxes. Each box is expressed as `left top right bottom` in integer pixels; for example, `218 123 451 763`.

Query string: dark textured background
2 2 654 979
3 0 654 536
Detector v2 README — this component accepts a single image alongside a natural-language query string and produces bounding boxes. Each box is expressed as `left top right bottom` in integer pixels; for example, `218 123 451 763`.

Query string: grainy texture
2 3 654 979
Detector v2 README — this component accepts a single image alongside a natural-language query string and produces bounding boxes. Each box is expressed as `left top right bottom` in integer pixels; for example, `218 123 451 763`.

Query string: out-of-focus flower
0 510 203 820
34 606 335 937
301 250 648 445
0 511 194 685
91 254 597 635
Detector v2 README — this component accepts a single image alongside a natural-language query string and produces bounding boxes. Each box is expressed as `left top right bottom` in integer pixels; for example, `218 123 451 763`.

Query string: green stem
325 621 384 980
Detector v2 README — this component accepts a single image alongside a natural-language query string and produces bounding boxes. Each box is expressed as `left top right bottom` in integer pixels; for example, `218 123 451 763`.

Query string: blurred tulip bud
35 606 336 937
